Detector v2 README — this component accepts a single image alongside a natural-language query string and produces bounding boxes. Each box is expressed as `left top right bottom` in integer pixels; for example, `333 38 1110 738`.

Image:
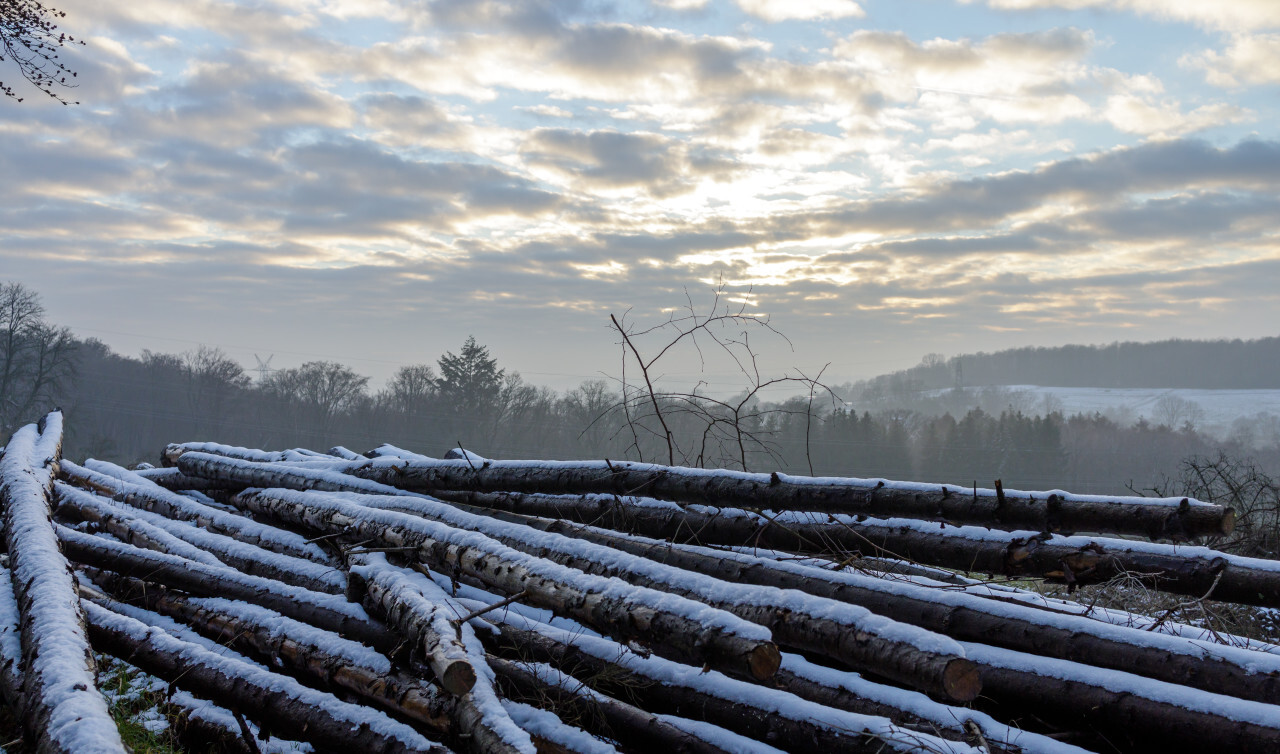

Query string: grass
0 657 186 754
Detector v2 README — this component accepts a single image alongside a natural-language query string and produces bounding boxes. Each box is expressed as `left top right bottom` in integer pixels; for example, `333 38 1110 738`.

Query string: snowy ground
1005 386 1280 440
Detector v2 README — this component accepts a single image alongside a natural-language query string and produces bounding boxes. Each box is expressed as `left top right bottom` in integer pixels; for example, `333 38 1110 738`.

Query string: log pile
1 415 1279 752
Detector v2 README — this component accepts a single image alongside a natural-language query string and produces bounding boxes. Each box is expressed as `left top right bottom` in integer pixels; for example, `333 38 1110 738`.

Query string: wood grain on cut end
942 659 982 703
748 643 782 680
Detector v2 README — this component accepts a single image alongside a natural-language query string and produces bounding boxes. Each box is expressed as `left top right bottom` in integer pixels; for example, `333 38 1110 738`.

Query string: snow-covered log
53 481 345 594
343 491 979 702
59 526 391 651
0 415 126 754
432 489 1280 606
60 459 333 564
488 656 736 754
231 488 782 682
471 602 979 754
176 451 412 496
502 513 1280 704
103 583 524 754
340 456 1232 539
347 553 478 696
132 466 247 492
81 599 447 754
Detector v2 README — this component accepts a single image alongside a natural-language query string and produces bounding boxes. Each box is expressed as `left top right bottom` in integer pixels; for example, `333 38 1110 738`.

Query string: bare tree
266 361 369 436
0 281 77 433
608 283 834 471
1 0 82 103
182 346 250 435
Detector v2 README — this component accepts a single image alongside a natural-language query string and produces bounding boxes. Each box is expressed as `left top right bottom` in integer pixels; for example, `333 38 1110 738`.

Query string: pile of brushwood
4 410 1280 753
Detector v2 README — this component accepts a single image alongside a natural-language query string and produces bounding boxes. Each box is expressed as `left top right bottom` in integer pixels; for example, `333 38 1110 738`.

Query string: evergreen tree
435 336 504 416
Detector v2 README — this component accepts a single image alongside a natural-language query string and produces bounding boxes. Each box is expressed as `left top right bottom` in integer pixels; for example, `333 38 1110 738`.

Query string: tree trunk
59 527 391 652
347 553 477 696
488 655 735 754
54 481 345 594
0 415 125 754
231 488 781 682
430 489 1279 607
342 456 1232 539
81 599 445 754
495 511 1280 705
60 459 332 565
351 493 978 703
87 581 520 754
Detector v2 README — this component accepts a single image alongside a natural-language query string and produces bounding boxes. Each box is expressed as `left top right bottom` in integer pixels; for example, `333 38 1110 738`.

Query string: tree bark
232 488 781 682
54 481 345 594
491 511 1280 705
475 606 969 754
60 459 332 565
487 655 735 754
87 581 519 754
352 493 978 702
347 553 477 696
59 526 391 652
81 599 447 754
0 415 125 754
343 456 1232 539
431 489 1280 607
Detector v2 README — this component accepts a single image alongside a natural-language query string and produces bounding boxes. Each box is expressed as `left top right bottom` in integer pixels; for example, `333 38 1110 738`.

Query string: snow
553 520 1280 681
961 640 1280 729
500 699 620 754
81 600 438 750
0 421 125 753
360 453 1214 509
54 482 226 567
353 491 966 658
170 690 314 753
243 487 773 645
358 554 537 754
998 385 1280 438
657 715 787 754
460 600 979 754
71 459 334 564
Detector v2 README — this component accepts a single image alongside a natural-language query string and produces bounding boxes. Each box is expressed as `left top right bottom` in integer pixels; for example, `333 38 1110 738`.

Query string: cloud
735 0 864 22
964 0 1280 32
521 128 740 196
1183 33 1280 87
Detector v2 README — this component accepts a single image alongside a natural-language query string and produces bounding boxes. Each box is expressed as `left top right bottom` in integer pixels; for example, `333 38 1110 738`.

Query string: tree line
849 337 1280 397
3 281 1278 495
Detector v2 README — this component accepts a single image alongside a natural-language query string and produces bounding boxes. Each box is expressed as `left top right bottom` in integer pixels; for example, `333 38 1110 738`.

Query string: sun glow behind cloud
0 0 1277 384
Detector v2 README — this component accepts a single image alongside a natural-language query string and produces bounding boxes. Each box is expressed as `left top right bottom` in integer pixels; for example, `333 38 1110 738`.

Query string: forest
3 281 1279 497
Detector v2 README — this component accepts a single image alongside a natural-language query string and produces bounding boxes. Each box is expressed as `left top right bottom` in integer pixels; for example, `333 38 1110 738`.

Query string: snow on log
500 513 1280 705
132 466 247 492
58 525 391 651
81 599 446 754
347 492 979 702
0 415 126 754
342 456 1232 539
106 582 523 754
231 487 782 681
61 459 333 564
498 700 620 754
433 489 1280 606
488 656 737 754
53 481 345 594
176 451 413 496
962 640 1280 754
347 553 478 696
470 601 980 754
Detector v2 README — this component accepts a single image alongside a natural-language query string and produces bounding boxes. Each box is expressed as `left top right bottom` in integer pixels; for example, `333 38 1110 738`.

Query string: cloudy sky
3 0 1278 393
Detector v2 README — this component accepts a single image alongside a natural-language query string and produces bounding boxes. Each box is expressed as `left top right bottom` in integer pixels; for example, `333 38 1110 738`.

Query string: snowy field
1005 385 1280 439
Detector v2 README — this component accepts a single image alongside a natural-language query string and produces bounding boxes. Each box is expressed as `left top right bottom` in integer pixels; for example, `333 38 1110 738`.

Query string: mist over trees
2 280 1278 497
848 338 1280 397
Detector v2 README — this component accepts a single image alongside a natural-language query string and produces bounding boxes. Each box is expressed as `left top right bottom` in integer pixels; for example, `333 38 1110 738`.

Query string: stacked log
6 422 1280 753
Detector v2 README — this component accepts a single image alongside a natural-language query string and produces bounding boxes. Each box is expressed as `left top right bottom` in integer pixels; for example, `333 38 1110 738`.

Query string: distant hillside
856 336 1280 394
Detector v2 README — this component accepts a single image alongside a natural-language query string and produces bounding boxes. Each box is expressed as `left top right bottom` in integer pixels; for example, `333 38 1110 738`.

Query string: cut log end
1219 507 1237 536
943 659 982 703
748 643 782 681
438 660 477 696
